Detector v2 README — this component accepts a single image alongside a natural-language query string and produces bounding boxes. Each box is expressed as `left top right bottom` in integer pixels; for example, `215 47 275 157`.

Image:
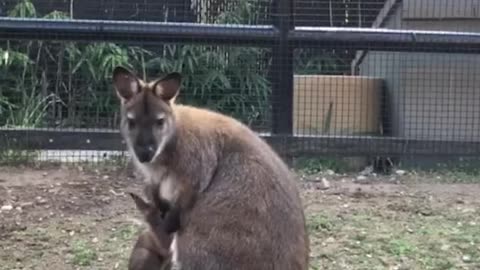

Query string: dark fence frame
1 0 480 157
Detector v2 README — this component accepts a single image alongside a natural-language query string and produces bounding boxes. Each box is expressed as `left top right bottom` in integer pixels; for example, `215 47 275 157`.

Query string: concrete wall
359 52 480 142
403 0 480 20
357 0 480 142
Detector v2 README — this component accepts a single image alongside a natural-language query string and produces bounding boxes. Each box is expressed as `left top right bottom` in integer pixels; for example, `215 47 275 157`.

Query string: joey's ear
113 66 141 102
153 72 182 102
128 192 151 216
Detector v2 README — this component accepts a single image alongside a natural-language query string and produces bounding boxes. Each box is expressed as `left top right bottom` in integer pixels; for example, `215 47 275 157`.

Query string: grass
307 206 480 270
391 157 480 183
0 149 39 165
2 164 480 269
294 156 480 184
0 217 143 270
28 212 473 270
409 169 480 184
294 157 352 174
70 240 97 266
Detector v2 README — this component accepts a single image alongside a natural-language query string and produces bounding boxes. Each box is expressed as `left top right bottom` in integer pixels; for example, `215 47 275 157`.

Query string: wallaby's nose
135 144 156 163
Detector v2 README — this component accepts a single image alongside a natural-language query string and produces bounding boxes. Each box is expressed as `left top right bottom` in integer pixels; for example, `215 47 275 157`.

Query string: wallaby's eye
155 118 165 127
127 118 136 129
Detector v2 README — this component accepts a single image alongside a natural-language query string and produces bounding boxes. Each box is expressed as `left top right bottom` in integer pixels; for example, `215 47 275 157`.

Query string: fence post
271 0 294 135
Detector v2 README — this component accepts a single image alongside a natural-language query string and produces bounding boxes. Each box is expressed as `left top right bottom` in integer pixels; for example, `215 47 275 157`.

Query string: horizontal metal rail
292 27 480 53
1 18 480 52
0 18 278 46
1 129 479 157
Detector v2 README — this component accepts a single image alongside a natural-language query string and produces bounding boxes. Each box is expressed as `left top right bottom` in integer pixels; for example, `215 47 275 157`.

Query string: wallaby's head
113 66 182 163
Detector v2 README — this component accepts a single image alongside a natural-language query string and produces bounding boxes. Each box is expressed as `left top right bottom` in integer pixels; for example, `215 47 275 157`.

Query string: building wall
358 0 480 142
403 0 480 20
360 52 480 141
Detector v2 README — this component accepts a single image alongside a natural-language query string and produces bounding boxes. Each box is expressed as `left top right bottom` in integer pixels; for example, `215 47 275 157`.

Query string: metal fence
0 0 480 164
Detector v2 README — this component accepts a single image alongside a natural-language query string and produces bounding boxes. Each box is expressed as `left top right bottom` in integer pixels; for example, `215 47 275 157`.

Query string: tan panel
293 75 383 136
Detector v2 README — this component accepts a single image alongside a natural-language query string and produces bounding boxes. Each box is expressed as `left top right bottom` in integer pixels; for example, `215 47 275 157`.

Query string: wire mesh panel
295 0 387 27
0 0 272 24
0 0 480 164
289 0 480 160
0 0 274 162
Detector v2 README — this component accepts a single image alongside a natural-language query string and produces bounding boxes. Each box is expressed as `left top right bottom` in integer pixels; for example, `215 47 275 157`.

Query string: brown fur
127 186 179 270
128 230 172 270
114 67 309 270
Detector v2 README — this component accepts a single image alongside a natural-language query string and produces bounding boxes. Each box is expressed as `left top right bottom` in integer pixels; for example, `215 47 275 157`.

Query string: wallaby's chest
136 162 178 200
159 174 178 202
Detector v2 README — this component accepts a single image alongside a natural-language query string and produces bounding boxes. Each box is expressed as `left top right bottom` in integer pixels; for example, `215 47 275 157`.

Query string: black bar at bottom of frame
0 18 278 46
0 129 479 157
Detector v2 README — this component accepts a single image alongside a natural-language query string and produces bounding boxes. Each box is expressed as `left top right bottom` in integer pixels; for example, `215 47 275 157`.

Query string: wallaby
113 66 309 270
128 182 181 270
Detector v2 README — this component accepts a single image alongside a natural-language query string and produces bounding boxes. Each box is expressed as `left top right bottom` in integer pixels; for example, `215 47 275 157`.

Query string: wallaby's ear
113 66 141 102
153 72 182 103
128 192 151 216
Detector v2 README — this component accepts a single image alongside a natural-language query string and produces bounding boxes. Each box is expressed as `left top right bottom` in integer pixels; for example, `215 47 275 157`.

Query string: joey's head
128 191 175 258
129 191 168 231
113 66 182 163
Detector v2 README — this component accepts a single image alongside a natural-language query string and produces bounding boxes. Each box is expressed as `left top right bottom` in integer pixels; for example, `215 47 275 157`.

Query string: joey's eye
155 118 165 127
127 118 136 129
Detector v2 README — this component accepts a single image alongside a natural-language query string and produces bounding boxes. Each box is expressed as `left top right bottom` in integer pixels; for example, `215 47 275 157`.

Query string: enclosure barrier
1 0 480 158
3 18 480 52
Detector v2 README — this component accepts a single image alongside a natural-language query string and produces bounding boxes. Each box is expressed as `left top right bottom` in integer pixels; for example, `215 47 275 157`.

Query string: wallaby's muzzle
134 143 156 163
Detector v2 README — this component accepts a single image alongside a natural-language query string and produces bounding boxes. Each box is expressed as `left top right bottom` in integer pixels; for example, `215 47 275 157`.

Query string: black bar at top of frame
0 17 278 46
1 18 480 52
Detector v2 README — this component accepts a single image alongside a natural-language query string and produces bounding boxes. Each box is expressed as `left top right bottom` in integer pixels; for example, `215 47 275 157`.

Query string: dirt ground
1 164 480 270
